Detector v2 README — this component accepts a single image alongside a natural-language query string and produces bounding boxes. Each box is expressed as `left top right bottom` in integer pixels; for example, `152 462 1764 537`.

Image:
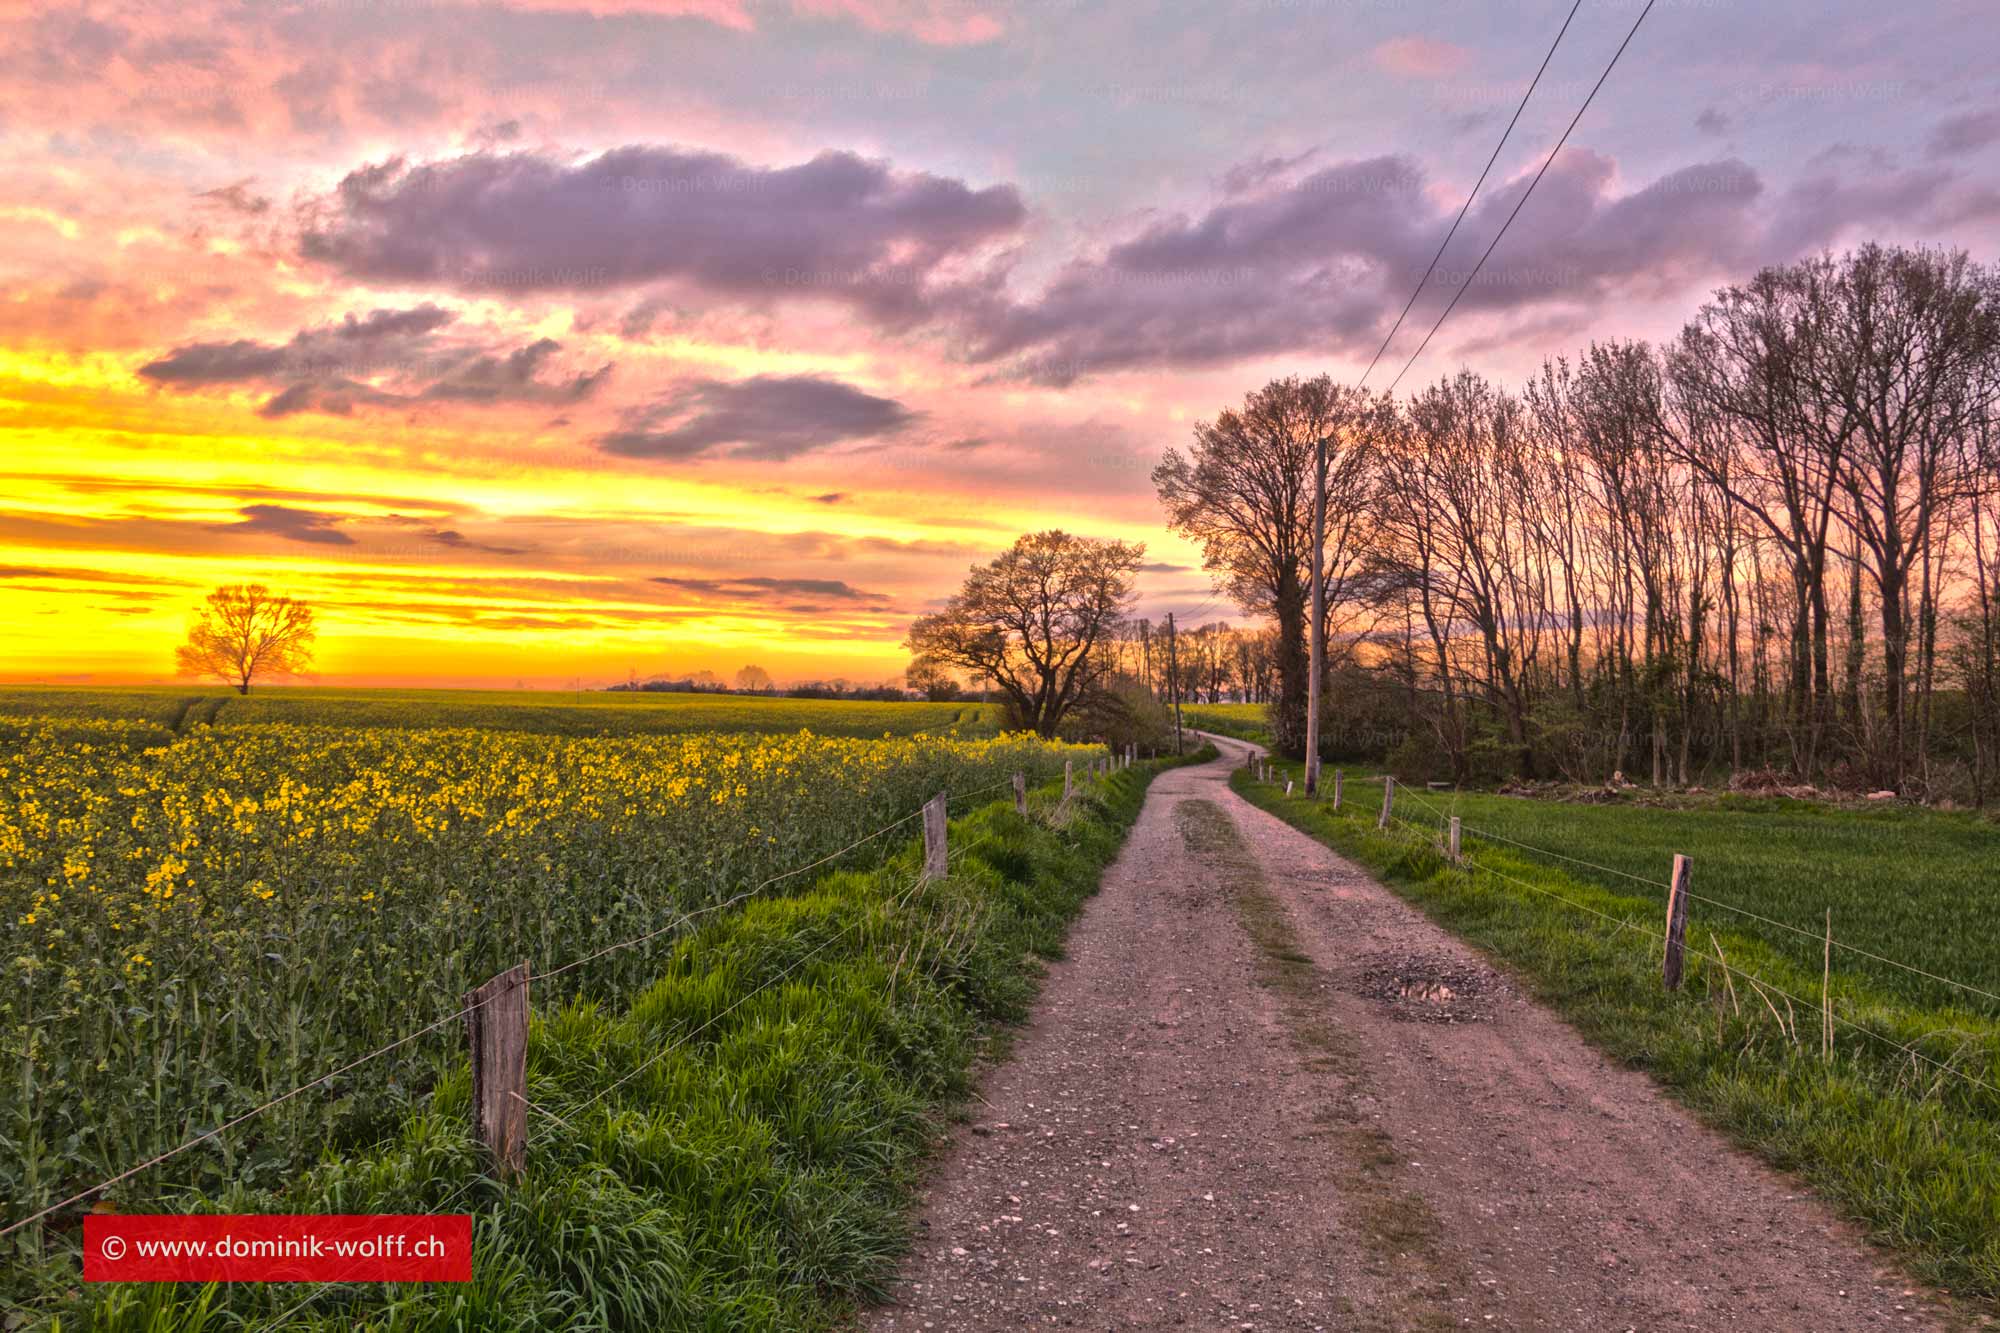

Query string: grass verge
22 750 1210 1332
1233 761 2000 1313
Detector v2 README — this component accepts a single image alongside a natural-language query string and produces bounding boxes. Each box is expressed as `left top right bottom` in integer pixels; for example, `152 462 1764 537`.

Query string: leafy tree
904 659 962 701
907 530 1142 736
174 584 316 694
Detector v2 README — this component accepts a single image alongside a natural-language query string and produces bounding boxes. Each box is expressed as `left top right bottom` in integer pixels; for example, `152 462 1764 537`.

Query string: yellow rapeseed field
0 716 1095 1220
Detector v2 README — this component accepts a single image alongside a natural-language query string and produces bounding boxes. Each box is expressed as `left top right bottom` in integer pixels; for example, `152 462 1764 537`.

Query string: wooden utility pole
1165 612 1184 755
1305 433 1326 795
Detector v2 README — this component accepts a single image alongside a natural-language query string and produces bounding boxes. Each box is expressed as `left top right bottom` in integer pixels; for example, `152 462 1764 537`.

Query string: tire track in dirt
864 739 1958 1330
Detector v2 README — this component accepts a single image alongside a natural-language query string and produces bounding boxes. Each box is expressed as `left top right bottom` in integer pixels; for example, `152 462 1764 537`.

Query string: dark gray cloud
142 338 293 384
1927 109 2000 160
417 337 613 403
138 304 609 417
809 492 850 504
0 564 189 587
651 574 894 610
300 146 1025 326
599 374 917 461
221 504 355 545
195 178 271 215
415 527 529 556
1695 107 1731 136
139 303 456 386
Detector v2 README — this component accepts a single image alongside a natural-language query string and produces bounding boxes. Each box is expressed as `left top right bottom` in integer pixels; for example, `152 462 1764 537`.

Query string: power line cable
1356 0 1586 387
1384 0 1658 394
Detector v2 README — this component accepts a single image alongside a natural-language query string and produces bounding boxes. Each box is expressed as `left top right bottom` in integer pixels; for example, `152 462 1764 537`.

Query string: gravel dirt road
863 737 1957 1331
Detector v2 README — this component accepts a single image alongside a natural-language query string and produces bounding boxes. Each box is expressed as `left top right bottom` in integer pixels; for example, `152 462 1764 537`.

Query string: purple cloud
300 146 1025 326
221 504 354 545
599 374 917 461
651 574 891 605
1927 110 2000 160
417 338 613 404
138 304 609 417
952 146 1974 382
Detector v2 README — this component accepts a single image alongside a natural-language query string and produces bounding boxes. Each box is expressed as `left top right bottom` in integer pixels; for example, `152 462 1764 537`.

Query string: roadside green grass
1312 769 2000 1010
23 751 1207 1332
1235 760 2000 1309
0 686 999 738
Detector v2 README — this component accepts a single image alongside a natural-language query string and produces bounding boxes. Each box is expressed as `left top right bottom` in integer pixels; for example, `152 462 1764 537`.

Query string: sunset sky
2 0 1995 686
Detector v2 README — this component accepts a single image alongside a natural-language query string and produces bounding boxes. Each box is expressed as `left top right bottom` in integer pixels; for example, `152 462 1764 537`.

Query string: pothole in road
1353 950 1496 1024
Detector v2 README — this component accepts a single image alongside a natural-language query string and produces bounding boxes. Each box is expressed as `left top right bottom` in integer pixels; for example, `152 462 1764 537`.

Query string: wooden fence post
922 793 949 881
466 962 530 1182
1332 769 1342 809
1448 815 1461 861
1012 771 1027 814
1663 853 1691 990
1377 776 1395 830
1064 759 1074 799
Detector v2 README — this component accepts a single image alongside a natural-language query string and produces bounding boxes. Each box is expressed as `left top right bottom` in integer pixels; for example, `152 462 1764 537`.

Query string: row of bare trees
1106 620 1280 706
1158 243 2000 799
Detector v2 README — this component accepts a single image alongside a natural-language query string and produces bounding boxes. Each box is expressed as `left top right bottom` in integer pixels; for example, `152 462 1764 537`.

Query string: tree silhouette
175 584 317 694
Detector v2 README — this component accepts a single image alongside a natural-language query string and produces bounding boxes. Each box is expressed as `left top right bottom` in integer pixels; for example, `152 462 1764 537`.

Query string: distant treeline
606 676 949 703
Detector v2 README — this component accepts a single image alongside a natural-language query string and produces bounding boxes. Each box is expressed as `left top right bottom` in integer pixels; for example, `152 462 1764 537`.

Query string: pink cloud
790 0 1001 44
1371 36 1472 79
492 0 756 26
490 0 1001 42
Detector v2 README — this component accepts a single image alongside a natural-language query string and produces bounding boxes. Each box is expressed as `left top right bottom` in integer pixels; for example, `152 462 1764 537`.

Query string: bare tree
1820 244 2000 784
1155 375 1373 758
906 530 1143 736
175 584 317 694
734 664 775 693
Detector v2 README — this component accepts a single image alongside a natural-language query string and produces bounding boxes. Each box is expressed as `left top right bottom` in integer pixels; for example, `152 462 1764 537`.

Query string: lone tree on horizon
175 584 317 694
907 530 1141 736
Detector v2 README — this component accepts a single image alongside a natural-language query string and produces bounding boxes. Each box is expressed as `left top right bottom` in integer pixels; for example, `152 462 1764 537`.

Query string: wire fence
2 754 1118 1246
1238 753 2000 1109
233 782 1058 1333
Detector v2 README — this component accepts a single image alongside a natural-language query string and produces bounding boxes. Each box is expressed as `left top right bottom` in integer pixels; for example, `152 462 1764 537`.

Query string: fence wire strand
2 763 1082 1242
1306 767 2000 1014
